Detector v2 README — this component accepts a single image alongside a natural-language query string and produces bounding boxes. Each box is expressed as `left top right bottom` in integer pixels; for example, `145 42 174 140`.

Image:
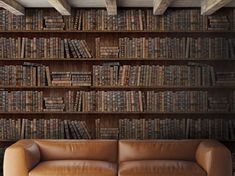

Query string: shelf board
0 140 234 144
0 58 235 61
0 85 234 90
0 30 235 34
0 112 234 115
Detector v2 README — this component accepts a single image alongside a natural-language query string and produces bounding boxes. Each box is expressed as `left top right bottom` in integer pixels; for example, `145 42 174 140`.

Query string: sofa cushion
119 140 201 162
119 160 207 176
35 140 117 162
29 160 117 176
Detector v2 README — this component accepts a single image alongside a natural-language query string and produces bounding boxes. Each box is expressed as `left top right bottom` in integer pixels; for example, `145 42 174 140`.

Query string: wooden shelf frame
0 112 234 115
0 85 235 90
0 58 235 61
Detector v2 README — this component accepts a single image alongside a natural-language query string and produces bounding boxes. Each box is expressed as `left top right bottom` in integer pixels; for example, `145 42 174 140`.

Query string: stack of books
0 37 92 59
71 72 91 86
118 37 235 59
51 72 91 86
44 16 65 30
100 47 119 58
43 97 65 112
51 72 71 86
208 97 230 112
208 16 230 30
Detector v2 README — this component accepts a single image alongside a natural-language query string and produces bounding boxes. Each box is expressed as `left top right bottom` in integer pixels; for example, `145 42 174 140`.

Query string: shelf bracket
105 0 117 16
201 0 232 15
48 0 71 16
0 0 25 16
153 0 173 15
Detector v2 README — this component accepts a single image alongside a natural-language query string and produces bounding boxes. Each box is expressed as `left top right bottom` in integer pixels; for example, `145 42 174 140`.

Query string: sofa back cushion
119 140 201 163
35 140 117 162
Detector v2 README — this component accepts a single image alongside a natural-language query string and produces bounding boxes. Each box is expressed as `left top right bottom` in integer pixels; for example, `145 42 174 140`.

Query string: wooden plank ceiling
0 0 234 16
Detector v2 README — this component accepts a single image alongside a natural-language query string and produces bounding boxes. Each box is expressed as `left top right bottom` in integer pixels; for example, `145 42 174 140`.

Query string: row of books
0 91 43 112
93 62 215 86
0 9 235 31
96 118 235 140
0 117 234 140
1 90 234 112
117 37 235 59
64 90 216 113
1 63 234 87
51 72 92 86
0 62 50 86
0 37 234 59
0 37 92 59
0 118 91 139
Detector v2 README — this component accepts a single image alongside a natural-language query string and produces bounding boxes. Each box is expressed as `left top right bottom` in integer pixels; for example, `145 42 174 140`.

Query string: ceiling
15 0 235 8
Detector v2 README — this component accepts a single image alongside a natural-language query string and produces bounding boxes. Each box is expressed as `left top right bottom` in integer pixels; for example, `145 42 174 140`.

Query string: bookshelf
0 8 235 169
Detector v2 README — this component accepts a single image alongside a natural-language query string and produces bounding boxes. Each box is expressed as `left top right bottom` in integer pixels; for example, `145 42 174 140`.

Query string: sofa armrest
4 140 41 176
195 140 232 176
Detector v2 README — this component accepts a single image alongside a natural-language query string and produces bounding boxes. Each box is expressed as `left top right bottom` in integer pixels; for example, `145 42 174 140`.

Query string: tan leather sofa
4 140 232 176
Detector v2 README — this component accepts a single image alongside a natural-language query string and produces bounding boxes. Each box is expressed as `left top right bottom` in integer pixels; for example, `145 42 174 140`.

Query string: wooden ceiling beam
0 0 25 16
48 0 71 16
153 0 173 15
105 0 117 15
201 0 232 15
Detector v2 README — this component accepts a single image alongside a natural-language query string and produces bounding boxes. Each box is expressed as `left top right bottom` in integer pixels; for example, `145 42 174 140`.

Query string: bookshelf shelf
0 30 235 34
0 112 234 115
0 85 235 90
0 58 235 61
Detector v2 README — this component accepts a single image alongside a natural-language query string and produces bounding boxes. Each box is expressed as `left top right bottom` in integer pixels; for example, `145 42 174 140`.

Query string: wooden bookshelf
0 7 234 144
0 85 234 90
0 58 235 61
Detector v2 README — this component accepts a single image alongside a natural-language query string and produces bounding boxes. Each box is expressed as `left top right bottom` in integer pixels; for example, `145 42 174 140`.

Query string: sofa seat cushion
119 160 207 176
29 160 117 176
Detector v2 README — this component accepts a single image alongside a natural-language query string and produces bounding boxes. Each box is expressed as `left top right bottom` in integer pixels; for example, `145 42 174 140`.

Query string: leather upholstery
4 140 40 176
29 160 117 176
35 140 117 162
3 139 232 176
118 140 201 163
119 160 207 176
196 140 232 176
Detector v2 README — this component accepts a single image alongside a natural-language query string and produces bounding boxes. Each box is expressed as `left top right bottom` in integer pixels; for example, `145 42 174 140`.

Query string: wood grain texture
105 0 117 15
201 0 232 15
153 0 173 15
0 0 24 15
13 0 235 7
48 0 71 15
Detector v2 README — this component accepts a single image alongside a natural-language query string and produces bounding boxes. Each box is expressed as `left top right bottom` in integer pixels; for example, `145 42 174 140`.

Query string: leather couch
4 140 232 176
